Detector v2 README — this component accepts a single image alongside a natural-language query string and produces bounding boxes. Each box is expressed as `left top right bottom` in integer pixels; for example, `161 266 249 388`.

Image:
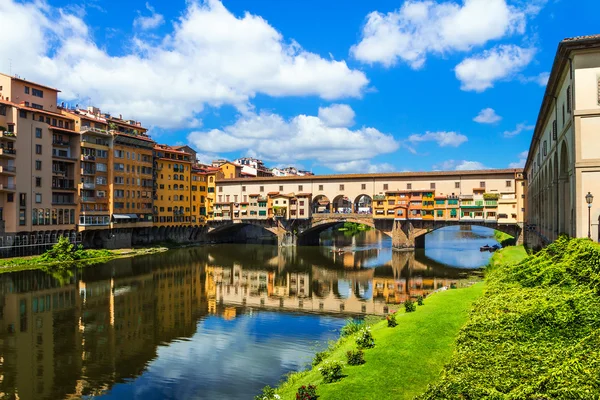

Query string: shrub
355 327 375 349
346 349 365 365
254 386 280 400
296 384 318 400
318 360 344 383
417 295 424 306
386 312 398 327
340 318 364 337
404 299 416 313
312 351 328 367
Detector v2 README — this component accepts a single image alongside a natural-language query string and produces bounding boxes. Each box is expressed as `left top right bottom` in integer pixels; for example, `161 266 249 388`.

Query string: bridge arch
410 223 521 249
331 195 352 213
207 221 278 244
354 194 372 214
312 195 331 214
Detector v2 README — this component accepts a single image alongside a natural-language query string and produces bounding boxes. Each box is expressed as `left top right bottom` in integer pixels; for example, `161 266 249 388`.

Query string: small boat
480 245 492 252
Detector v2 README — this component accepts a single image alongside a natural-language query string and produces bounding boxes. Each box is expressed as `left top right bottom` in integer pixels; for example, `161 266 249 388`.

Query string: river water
0 226 498 400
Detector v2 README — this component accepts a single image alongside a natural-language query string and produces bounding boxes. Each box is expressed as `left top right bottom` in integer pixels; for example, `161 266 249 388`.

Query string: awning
113 214 139 219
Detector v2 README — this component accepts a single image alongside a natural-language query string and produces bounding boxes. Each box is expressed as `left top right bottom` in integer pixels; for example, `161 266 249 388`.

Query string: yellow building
191 166 208 224
204 166 220 220
153 144 192 226
219 161 242 179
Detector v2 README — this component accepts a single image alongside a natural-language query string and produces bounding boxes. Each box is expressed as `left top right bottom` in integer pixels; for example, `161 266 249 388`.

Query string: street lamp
586 192 594 239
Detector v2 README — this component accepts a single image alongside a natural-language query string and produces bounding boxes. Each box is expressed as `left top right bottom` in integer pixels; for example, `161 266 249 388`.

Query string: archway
331 195 352 214
354 195 372 215
312 195 331 214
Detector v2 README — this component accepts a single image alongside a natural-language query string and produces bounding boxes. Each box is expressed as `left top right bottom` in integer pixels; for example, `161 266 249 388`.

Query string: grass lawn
276 283 484 400
487 245 528 268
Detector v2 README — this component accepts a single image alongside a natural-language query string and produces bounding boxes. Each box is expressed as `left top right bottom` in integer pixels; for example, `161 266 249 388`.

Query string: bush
254 386 280 400
404 299 416 313
386 312 398 327
296 384 318 400
346 349 365 365
355 327 375 349
39 236 77 262
340 318 364 337
417 295 424 306
311 351 328 367
318 360 344 383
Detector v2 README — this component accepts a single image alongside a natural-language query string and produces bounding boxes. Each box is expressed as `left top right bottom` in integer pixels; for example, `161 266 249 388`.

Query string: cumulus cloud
0 0 368 128
187 105 400 173
317 104 356 128
325 160 397 173
473 108 501 124
407 131 468 147
134 3 165 30
503 122 534 138
455 45 536 92
519 71 550 86
351 0 530 68
508 150 528 168
433 159 487 171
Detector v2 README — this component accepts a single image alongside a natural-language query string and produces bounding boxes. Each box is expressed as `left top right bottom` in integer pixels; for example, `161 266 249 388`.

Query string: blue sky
1 0 598 174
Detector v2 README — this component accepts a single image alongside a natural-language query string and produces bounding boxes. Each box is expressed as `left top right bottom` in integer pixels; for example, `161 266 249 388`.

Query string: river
0 225 499 399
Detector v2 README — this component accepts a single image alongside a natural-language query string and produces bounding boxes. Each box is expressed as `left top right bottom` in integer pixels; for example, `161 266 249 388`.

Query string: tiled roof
562 34 600 42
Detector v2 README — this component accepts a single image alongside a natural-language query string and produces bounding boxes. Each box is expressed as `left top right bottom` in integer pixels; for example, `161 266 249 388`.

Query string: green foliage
346 349 365 366
418 237 600 399
312 351 329 367
355 327 375 349
386 312 397 327
494 230 516 247
416 295 424 306
254 385 280 400
318 360 344 383
39 236 76 262
340 318 364 337
296 384 318 400
404 299 416 313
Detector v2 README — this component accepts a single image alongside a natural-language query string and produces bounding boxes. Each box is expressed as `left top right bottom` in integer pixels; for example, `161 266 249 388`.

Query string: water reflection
0 228 483 400
424 225 499 269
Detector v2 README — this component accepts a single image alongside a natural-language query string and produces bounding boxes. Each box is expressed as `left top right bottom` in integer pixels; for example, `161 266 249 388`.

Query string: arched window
209 177 214 183
179 184 184 190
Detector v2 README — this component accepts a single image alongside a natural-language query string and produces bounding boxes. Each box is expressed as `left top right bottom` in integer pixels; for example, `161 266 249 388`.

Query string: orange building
153 144 193 226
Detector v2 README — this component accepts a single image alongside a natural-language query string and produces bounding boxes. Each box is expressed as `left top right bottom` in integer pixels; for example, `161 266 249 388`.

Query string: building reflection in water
0 241 477 399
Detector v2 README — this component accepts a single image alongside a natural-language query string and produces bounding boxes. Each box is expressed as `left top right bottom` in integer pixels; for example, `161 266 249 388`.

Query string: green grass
276 283 484 400
487 244 527 268
494 230 516 247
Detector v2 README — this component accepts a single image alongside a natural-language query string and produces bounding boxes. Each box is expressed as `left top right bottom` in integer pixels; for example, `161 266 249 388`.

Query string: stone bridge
207 214 523 250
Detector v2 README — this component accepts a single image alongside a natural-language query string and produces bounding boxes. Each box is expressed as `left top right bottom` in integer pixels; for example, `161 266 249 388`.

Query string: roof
267 191 280 195
217 169 522 184
19 104 73 120
525 34 600 172
0 72 61 92
113 131 155 143
296 192 312 197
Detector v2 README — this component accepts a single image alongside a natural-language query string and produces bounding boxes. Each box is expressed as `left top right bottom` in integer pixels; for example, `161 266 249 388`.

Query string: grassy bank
419 237 600 399
274 283 484 400
494 230 516 247
0 239 167 273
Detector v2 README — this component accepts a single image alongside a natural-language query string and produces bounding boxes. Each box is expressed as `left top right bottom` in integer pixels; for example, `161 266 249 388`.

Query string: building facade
525 35 600 244
153 145 193 226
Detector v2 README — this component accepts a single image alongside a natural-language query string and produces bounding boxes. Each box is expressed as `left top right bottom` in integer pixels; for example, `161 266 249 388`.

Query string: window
32 88 43 98
35 144 42 154
24 86 30 94
566 86 571 113
361 184 366 190
31 103 43 110
479 181 486 188
96 163 107 172
383 184 388 190
19 110 27 118
298 185 303 191
35 194 42 203
339 184 344 191
455 182 460 189
318 185 323 191
114 163 124 171
7 193 14 202
260 186 264 192
35 160 42 170
114 150 124 158
35 177 41 187
279 185 283 191
562 104 565 127
219 186 223 192
242 186 246 192
407 183 412 190
0 104 5 116
430 183 436 190
35 128 42 138
506 180 512 187
543 140 547 156
19 210 26 226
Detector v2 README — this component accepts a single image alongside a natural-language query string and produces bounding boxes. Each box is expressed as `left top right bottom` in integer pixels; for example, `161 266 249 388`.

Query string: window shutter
552 120 557 140
566 86 572 113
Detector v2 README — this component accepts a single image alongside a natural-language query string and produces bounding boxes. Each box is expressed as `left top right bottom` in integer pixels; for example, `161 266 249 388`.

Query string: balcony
0 131 16 141
81 169 96 176
52 139 71 146
0 166 16 175
83 183 95 190
81 196 96 202
0 183 16 192
82 155 96 161
52 180 76 191
81 126 110 136
0 148 16 158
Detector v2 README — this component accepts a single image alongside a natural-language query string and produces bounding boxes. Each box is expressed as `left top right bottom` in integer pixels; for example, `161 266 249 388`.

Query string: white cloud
134 3 165 30
317 104 355 128
0 0 369 128
350 0 529 68
407 131 468 147
187 106 400 172
508 150 528 168
433 159 487 171
519 71 550 86
325 160 396 173
473 107 501 124
503 122 534 138
455 45 536 92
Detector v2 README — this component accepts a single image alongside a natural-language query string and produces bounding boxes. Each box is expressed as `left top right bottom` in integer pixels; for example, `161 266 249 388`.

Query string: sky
0 0 598 174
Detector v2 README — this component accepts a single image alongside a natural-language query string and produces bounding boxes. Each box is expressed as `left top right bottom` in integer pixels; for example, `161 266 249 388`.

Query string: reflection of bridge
208 212 523 250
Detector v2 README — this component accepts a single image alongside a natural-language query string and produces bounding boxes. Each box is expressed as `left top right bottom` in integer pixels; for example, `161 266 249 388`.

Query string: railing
0 166 16 173
0 132 16 139
82 155 96 161
81 196 96 202
52 139 70 146
83 183 95 189
81 126 109 135
81 169 96 175
0 184 16 190
0 148 16 155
